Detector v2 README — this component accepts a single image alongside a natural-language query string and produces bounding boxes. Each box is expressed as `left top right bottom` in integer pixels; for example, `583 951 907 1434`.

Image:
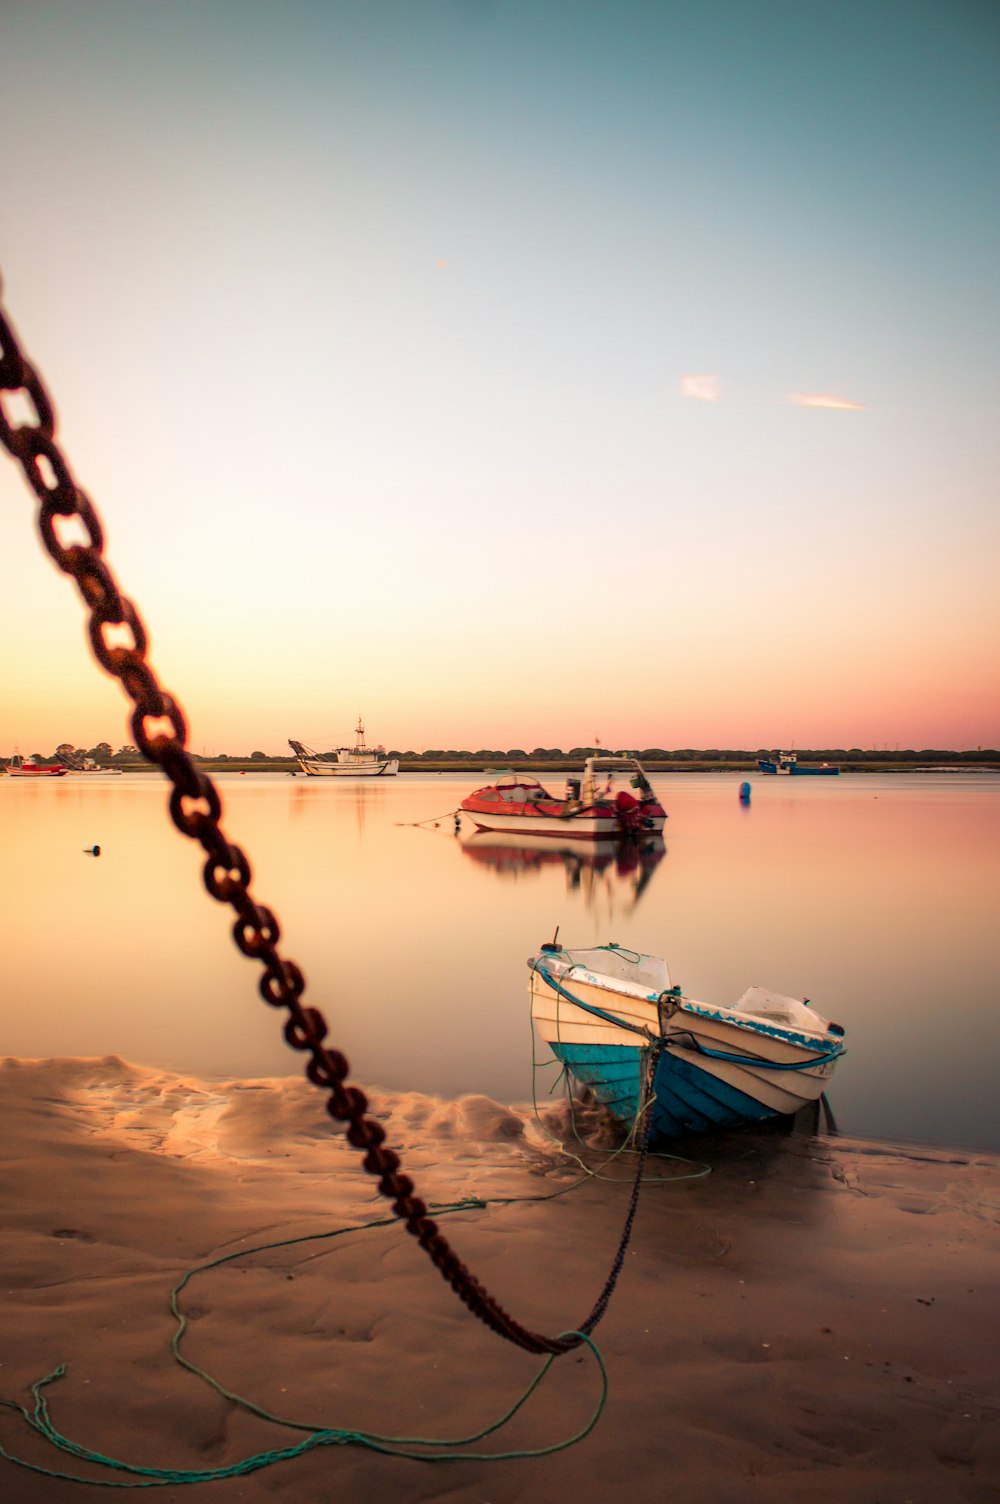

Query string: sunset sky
2 0 998 755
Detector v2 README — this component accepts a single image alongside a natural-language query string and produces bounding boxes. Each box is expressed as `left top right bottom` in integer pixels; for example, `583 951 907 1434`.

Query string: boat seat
732 986 821 1030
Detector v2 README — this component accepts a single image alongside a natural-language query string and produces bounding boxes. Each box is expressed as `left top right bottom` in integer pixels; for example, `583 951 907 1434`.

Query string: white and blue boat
528 942 846 1142
757 752 840 775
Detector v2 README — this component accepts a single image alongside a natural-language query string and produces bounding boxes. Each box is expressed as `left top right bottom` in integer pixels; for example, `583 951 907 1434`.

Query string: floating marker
84 844 101 856
739 782 751 803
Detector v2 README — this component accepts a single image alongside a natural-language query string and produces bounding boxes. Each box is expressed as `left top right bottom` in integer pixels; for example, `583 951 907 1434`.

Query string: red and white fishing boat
459 755 666 839
4 753 67 778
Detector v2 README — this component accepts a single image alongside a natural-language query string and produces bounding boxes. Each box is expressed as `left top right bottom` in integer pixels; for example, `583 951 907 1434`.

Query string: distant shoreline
47 758 1000 776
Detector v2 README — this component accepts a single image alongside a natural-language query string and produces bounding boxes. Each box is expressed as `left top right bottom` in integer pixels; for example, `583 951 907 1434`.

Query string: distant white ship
63 755 123 775
288 719 399 778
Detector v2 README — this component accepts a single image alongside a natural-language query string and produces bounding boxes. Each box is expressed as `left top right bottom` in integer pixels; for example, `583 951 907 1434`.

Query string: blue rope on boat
665 1032 846 1072
532 966 846 1071
532 966 652 1039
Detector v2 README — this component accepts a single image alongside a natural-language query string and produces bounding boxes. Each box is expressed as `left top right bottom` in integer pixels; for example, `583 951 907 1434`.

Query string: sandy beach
1 1056 997 1503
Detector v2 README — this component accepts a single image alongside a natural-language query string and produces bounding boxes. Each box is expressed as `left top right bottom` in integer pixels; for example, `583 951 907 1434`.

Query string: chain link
0 276 651 1357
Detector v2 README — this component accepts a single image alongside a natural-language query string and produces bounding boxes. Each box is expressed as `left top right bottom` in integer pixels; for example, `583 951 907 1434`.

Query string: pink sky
2 2 998 755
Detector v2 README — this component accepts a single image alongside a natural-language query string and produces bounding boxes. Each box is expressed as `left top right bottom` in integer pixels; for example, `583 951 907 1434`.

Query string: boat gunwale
532 960 843 1051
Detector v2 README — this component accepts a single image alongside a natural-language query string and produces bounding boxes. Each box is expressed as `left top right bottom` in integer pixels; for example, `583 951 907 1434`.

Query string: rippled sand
1 1057 997 1502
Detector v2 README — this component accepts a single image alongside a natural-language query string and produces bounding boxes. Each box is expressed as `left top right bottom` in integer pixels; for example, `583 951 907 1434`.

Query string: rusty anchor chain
0 277 647 1357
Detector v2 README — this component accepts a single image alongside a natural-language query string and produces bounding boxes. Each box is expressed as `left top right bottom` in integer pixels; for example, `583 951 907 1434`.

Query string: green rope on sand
0 995 711 1485
2 1334 606 1483
0 1200 608 1486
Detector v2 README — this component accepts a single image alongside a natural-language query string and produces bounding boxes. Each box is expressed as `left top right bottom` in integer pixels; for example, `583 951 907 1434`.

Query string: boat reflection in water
459 829 666 910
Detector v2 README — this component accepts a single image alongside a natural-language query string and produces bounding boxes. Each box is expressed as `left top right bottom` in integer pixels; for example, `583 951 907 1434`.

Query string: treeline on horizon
5 741 999 767
365 745 1000 763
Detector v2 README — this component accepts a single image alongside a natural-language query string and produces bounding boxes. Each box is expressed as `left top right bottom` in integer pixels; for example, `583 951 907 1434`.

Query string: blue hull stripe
549 1041 776 1141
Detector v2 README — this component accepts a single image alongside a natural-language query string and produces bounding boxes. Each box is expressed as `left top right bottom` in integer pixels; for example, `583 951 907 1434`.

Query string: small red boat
459 756 666 839
4 753 67 778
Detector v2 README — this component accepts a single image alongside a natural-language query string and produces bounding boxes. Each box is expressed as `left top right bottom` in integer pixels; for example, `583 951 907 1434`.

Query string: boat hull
546 1041 777 1138
296 757 399 777
757 758 840 776
460 803 644 838
529 951 844 1142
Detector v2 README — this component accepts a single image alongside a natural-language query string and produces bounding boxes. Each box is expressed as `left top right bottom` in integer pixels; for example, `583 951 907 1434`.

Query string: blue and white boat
757 752 839 775
528 942 846 1142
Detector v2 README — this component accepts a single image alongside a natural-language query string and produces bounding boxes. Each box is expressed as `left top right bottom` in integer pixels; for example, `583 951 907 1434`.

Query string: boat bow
529 942 846 1140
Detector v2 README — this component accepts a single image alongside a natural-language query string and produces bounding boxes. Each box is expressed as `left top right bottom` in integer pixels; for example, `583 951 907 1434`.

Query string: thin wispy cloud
681 374 720 402
788 392 865 411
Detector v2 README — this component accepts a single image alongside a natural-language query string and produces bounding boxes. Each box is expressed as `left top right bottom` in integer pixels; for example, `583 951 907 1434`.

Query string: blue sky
1 0 998 752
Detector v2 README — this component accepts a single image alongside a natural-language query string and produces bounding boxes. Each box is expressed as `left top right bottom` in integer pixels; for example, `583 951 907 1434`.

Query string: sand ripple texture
1 1056 998 1504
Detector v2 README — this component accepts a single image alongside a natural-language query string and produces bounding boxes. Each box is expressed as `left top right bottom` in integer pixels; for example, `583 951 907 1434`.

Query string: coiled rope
0 1199 607 1483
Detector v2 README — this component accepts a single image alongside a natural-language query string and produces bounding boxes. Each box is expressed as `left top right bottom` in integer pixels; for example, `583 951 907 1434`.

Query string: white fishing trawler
63 755 123 775
288 719 399 777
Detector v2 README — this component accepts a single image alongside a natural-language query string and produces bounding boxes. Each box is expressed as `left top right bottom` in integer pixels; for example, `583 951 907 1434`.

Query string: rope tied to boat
532 962 658 1041
0 276 649 1361
663 1031 846 1071
532 964 846 1070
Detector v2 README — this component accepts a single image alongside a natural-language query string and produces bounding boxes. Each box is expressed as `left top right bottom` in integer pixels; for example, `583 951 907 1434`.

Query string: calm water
2 771 998 1153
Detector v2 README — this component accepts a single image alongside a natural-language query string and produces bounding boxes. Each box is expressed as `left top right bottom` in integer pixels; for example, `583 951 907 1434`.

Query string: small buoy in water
454 813 461 831
739 781 751 803
84 844 101 856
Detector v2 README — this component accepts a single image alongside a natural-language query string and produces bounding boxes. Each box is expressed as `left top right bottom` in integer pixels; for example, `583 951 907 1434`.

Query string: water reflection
458 830 666 910
3 772 998 1152
289 777 391 838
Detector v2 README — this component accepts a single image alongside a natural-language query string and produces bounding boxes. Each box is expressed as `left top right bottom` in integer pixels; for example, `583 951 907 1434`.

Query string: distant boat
288 720 399 777
528 941 846 1141
757 752 840 776
63 755 123 775
4 753 67 778
460 755 666 839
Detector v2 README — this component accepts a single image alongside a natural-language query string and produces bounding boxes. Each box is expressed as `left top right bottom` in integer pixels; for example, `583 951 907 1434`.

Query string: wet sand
1 1056 997 1502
